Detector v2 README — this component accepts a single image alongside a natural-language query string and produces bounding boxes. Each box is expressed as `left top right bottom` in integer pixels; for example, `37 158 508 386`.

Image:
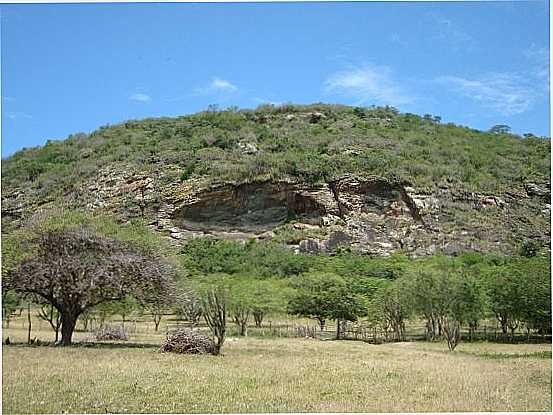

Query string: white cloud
210 77 238 92
435 46 548 116
129 93 151 102
324 64 412 106
524 45 549 82
5 111 32 120
194 77 239 96
436 73 538 116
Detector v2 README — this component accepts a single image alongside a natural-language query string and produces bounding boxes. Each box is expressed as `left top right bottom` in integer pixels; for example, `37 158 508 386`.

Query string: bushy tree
488 124 511 134
484 256 551 336
287 272 365 338
406 267 449 341
250 279 289 327
144 296 173 332
518 240 541 258
405 257 486 350
484 264 525 335
228 278 254 336
2 290 20 328
3 211 177 345
439 272 486 351
371 280 411 341
112 295 141 328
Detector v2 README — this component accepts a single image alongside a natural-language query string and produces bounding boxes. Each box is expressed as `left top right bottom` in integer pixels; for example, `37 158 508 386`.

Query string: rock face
171 182 329 232
2 166 550 257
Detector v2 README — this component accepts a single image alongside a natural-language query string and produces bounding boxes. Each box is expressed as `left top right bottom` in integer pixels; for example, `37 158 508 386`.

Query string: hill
2 103 550 256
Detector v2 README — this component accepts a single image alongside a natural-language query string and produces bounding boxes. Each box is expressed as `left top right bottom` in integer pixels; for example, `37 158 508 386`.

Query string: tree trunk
444 320 460 351
499 315 508 335
60 312 79 346
318 318 325 331
153 314 162 332
240 322 247 336
336 319 341 340
27 302 32 345
425 317 434 341
398 321 406 341
253 312 263 328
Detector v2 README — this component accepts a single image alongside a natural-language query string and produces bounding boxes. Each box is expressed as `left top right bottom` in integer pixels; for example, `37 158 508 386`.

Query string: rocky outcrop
2 165 549 257
169 181 333 232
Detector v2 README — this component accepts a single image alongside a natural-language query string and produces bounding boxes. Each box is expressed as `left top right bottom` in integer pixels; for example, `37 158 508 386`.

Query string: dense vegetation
6 209 549 352
179 237 551 350
2 103 550 202
2 104 551 353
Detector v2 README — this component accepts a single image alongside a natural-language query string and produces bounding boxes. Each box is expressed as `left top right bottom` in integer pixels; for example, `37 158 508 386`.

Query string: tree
112 295 141 328
406 268 449 341
488 124 511 134
287 272 365 338
2 290 20 328
489 256 552 336
226 277 288 334
174 287 203 326
3 211 176 345
484 264 524 335
145 297 172 332
406 257 486 350
287 272 335 331
250 279 288 327
376 280 411 341
439 273 486 351
200 286 228 355
79 308 93 331
228 278 254 336
518 257 551 335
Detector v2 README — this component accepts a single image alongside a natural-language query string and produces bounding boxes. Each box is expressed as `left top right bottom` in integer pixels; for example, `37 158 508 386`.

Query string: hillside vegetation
2 103 550 258
2 103 550 199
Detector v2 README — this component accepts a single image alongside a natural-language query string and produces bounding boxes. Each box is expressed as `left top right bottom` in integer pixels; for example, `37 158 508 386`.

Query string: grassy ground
2 322 551 413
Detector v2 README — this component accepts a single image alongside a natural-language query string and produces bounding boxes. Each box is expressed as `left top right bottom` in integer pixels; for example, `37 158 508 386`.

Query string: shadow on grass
460 350 552 359
4 341 160 350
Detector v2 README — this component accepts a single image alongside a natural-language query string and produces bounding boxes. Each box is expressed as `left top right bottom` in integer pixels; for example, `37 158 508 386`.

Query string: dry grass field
2 320 551 414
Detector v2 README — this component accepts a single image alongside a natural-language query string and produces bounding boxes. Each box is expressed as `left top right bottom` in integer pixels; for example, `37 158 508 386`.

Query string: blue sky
1 1 550 157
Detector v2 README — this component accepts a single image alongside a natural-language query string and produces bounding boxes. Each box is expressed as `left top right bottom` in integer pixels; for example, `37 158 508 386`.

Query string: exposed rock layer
2 166 550 257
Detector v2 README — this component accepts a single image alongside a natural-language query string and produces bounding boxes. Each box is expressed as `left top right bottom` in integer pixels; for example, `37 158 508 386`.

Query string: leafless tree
175 288 202 326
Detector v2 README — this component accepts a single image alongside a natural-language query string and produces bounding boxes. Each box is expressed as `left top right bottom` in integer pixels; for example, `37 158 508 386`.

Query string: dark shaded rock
525 182 550 198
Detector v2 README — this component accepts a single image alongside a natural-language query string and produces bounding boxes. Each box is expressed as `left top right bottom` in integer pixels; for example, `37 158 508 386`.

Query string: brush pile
160 328 215 354
94 324 128 341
